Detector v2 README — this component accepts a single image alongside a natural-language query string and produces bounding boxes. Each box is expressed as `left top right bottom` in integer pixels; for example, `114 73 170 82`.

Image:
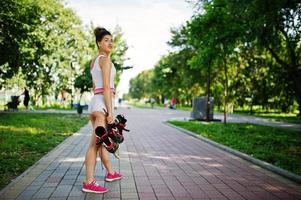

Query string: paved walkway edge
0 124 86 197
164 121 301 184
0 154 41 195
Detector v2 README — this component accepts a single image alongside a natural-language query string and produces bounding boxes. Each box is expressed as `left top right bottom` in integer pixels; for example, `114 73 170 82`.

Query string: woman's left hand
106 114 114 124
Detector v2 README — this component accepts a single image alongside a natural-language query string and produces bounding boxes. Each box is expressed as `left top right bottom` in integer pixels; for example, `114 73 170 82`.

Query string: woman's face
98 35 113 52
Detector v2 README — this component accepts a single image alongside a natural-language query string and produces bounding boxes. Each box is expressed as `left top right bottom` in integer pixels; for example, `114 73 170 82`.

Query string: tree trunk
291 70 301 116
223 58 228 124
206 62 211 122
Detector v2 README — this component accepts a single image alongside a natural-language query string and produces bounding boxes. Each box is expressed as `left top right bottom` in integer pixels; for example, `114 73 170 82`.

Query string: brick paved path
0 108 300 200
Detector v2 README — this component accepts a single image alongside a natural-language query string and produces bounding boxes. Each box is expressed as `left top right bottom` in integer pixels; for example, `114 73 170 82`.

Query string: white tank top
90 55 116 93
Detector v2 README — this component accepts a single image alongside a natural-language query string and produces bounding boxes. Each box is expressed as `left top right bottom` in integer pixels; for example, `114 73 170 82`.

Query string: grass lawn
0 113 89 189
231 110 301 124
169 120 301 176
128 101 166 109
254 113 301 124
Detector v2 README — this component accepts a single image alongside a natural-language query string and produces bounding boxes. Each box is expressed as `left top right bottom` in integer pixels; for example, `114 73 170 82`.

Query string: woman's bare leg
99 145 114 174
84 113 102 183
94 112 115 174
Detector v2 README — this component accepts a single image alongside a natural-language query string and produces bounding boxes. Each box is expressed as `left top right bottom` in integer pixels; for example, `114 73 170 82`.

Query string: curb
0 124 89 197
164 121 301 184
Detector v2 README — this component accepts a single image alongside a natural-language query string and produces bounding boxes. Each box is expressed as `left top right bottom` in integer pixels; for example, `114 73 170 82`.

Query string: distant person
171 96 177 109
61 90 66 103
83 27 122 194
164 97 169 108
22 88 30 110
118 98 122 107
150 97 155 108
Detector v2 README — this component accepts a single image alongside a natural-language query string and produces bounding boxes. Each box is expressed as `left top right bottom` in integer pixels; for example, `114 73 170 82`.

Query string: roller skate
107 114 129 144
95 126 119 154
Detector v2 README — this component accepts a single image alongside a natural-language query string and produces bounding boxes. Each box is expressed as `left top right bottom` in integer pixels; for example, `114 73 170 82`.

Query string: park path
2 105 300 132
0 107 300 200
2 103 301 132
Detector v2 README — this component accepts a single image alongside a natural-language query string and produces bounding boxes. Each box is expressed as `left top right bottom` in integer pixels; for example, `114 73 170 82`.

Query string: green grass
32 106 74 110
169 120 301 176
0 101 75 111
128 101 159 109
0 113 89 189
254 113 301 124
176 105 192 111
231 111 301 124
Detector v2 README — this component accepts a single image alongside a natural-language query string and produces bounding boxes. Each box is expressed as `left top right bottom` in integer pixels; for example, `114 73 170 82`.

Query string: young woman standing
82 27 122 194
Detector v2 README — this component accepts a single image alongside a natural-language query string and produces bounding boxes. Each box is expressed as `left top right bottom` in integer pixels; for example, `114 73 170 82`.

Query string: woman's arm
99 57 113 122
91 57 96 93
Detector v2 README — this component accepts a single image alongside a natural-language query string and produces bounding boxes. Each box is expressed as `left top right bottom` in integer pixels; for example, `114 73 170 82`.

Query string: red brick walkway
0 108 300 199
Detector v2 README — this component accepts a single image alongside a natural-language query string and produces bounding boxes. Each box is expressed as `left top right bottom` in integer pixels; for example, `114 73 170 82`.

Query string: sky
64 0 195 97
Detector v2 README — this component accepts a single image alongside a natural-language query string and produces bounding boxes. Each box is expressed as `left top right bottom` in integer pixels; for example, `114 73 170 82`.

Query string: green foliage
0 113 89 189
1 0 129 105
0 0 41 82
187 0 301 115
129 69 154 99
169 120 301 176
130 0 301 115
153 49 204 104
74 61 93 94
3 69 27 90
1 0 91 104
111 25 130 87
129 48 203 105
24 0 87 102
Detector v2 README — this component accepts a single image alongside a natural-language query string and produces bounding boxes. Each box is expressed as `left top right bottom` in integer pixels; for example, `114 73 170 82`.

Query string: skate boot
107 114 129 144
95 126 119 154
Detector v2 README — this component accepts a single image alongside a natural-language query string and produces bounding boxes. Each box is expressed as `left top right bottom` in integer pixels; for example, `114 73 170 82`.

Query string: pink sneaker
82 179 108 193
105 172 123 182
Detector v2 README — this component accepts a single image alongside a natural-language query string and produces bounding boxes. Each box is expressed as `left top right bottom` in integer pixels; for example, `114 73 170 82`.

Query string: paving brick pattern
0 108 300 200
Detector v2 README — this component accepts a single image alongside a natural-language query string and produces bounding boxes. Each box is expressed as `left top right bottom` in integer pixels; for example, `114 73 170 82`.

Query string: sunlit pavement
0 107 300 199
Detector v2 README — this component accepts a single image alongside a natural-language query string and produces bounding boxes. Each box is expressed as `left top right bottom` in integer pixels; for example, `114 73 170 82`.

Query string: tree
0 0 88 105
74 61 93 95
129 70 154 100
0 0 41 83
111 25 130 87
191 0 301 115
167 0 301 117
151 48 203 105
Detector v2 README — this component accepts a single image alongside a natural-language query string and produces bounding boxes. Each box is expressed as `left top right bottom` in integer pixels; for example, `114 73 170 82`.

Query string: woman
82 27 122 194
23 88 29 110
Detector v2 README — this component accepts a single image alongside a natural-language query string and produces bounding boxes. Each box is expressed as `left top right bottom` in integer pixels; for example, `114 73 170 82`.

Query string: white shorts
88 95 114 114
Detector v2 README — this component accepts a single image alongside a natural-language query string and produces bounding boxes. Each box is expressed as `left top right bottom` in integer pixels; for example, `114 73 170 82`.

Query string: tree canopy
129 0 301 116
1 0 129 104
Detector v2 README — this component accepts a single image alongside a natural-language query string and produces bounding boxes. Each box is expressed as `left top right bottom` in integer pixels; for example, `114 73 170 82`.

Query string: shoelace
91 180 100 189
